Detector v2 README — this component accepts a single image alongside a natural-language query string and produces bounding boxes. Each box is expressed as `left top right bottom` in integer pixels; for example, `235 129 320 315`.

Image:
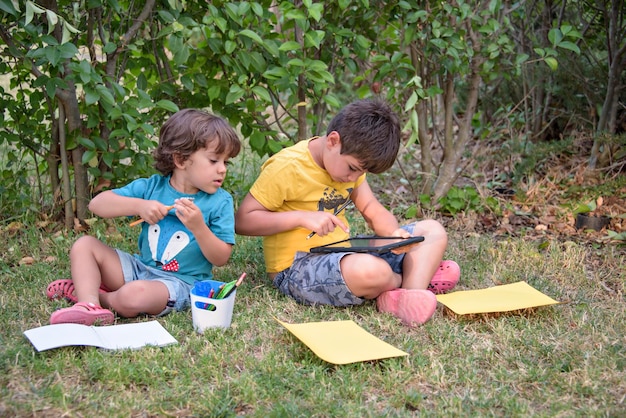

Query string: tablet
309 236 424 254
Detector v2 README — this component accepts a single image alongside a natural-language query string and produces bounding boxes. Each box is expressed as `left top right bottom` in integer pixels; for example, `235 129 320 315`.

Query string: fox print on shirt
147 223 190 272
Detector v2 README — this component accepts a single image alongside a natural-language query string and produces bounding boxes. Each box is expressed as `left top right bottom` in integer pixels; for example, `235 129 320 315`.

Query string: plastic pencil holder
190 280 237 333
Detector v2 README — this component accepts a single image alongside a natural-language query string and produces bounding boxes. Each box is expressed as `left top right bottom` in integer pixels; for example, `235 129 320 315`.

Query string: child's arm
235 193 349 237
352 181 409 237
173 198 232 266
89 190 172 224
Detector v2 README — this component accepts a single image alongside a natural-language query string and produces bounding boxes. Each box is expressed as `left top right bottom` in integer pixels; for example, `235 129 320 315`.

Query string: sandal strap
74 302 105 310
46 279 76 302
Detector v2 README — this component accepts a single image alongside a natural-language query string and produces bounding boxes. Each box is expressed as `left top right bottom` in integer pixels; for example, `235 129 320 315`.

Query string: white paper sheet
23 320 178 351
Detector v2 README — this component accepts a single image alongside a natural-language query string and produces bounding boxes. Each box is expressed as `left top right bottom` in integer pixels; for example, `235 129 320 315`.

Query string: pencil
235 272 246 287
217 272 246 299
130 205 174 227
306 198 352 240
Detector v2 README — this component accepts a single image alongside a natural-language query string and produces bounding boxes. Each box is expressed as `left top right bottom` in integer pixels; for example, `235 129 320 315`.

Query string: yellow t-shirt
250 139 366 273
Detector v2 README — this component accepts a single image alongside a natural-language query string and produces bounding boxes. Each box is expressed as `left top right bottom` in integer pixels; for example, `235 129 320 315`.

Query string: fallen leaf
20 256 35 265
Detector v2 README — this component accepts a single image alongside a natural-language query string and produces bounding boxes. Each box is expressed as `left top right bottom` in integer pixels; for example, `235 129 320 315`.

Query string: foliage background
1 0 624 229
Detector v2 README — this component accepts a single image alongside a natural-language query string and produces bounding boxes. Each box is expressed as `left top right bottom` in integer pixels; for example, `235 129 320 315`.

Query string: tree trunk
433 59 482 202
589 0 626 168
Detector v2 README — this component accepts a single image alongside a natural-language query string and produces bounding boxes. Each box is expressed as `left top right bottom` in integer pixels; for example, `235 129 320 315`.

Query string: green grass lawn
1 218 624 417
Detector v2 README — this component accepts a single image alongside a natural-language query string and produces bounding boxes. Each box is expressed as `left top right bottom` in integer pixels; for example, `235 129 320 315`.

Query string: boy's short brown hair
153 109 241 175
326 99 400 174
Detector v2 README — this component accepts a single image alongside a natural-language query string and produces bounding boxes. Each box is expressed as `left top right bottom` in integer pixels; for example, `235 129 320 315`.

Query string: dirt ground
384 135 626 247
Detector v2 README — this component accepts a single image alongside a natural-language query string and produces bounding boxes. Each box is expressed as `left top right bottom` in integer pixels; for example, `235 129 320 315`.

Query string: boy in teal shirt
47 109 241 325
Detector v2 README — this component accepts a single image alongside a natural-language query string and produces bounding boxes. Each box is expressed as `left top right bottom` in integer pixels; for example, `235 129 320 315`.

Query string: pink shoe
427 260 460 294
377 288 437 327
46 279 110 303
50 302 114 326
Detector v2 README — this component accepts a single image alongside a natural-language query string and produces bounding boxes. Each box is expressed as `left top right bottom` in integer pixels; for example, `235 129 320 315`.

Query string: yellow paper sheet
436 281 559 315
275 318 408 364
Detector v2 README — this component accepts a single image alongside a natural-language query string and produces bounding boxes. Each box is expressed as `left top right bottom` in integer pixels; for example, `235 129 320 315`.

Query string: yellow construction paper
436 281 559 315
275 318 408 364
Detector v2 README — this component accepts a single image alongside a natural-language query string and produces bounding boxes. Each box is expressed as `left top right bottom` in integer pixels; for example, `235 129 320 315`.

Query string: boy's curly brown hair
153 109 241 176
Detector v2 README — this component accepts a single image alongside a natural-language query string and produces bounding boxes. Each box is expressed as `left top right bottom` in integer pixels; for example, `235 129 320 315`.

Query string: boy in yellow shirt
235 99 459 326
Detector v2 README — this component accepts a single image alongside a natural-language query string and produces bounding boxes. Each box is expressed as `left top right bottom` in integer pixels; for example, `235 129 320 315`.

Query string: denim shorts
272 224 413 307
116 249 193 316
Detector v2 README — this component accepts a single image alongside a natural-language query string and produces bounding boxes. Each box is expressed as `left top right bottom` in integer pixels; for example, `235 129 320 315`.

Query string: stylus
306 198 353 240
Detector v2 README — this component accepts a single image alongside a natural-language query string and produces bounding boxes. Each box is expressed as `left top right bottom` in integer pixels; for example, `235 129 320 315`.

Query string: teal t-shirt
114 174 235 284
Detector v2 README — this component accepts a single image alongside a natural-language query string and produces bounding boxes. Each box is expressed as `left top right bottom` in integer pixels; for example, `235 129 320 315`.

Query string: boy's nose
348 171 363 182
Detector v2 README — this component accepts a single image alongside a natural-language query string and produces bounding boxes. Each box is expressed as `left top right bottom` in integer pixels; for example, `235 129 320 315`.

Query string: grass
1 214 624 417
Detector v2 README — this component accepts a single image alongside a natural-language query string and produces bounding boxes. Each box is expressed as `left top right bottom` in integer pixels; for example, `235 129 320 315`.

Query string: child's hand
305 211 349 237
138 200 175 225
173 198 202 230
389 228 419 254
390 228 411 239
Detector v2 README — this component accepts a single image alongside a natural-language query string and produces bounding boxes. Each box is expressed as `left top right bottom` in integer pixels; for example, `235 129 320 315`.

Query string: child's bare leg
101 281 170 317
400 219 448 289
70 236 125 306
341 253 401 299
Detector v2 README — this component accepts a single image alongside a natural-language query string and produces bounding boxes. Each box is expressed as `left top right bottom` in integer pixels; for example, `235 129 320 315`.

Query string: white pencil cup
190 280 237 333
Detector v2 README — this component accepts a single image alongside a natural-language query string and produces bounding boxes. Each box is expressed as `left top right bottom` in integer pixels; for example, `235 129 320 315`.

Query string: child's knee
342 255 395 286
412 219 448 242
70 235 99 256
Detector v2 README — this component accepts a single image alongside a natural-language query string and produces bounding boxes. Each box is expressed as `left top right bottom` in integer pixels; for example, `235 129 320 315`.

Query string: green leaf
25 1 45 26
287 58 305 67
548 28 563 46
304 31 325 49
78 136 96 149
251 2 263 16
355 35 371 49
544 57 558 71
278 41 301 52
338 0 350 9
207 85 222 101
0 0 18 15
225 85 245 104
239 29 263 44
405 205 418 219
251 85 271 102
45 10 58 33
404 91 418 111
573 201 596 214
85 87 99 105
81 149 98 166
557 41 580 54
307 3 323 22
173 45 190 66
515 53 529 65
44 46 61 66
249 131 266 153
225 40 236 54
155 100 179 112
95 85 115 105
267 139 284 154
324 94 340 109
103 42 117 54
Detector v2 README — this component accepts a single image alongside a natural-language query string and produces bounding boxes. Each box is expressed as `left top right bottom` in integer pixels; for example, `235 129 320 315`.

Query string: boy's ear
327 131 341 148
173 153 186 168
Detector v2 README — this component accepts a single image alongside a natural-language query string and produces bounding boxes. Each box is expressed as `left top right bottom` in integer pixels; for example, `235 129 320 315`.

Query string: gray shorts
272 225 413 307
116 249 193 316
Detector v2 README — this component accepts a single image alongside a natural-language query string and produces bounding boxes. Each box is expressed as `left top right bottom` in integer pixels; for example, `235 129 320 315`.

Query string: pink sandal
377 288 437 327
46 279 109 303
50 302 114 326
427 260 460 294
